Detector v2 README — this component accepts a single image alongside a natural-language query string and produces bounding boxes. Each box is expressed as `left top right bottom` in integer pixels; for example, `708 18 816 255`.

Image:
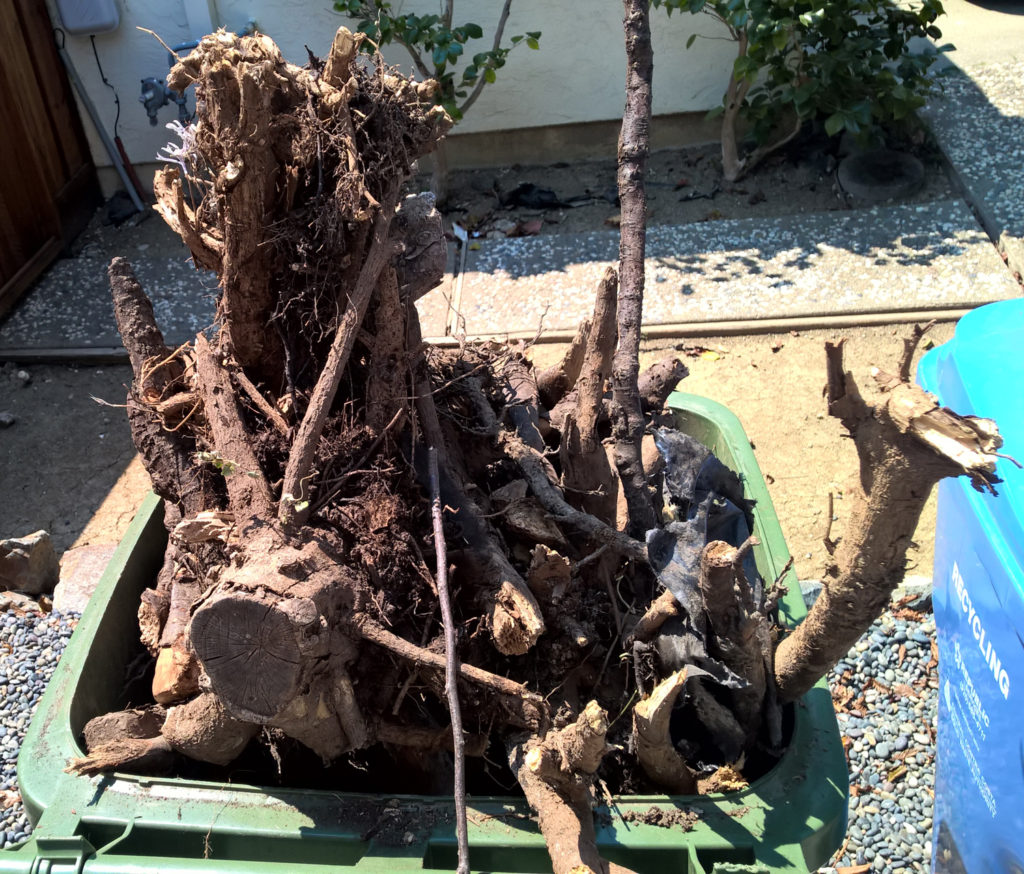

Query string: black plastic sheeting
644 428 775 770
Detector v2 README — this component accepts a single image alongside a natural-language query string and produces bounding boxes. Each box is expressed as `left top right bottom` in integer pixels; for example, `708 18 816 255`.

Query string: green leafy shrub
333 0 540 122
654 0 950 180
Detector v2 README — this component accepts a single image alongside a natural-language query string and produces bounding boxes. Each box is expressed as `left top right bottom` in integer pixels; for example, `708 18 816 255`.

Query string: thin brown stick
232 368 290 437
355 615 545 704
611 0 658 539
280 184 403 524
898 319 937 383
428 446 469 874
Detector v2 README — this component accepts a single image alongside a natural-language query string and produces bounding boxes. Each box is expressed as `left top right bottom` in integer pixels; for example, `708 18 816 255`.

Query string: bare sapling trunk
612 0 659 539
774 331 1007 700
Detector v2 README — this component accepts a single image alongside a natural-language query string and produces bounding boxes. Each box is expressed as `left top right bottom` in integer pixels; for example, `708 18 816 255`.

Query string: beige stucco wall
48 0 735 194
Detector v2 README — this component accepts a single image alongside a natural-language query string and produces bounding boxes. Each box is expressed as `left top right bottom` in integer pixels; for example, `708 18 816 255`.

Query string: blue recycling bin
917 300 1024 874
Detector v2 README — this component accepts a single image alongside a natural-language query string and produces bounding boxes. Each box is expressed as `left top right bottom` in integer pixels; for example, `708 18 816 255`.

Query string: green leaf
706 104 726 119
824 112 845 136
527 37 540 49
686 33 697 48
772 28 789 50
484 67 496 83
464 22 484 39
432 44 448 67
526 31 542 39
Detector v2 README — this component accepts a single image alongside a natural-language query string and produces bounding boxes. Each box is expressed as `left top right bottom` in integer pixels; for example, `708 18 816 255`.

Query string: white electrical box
55 0 120 35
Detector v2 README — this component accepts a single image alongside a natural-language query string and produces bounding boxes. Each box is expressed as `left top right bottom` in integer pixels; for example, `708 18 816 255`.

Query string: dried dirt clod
0 530 59 595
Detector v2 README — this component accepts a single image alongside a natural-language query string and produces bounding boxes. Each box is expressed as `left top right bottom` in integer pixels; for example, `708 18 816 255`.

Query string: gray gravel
820 608 938 873
0 609 77 849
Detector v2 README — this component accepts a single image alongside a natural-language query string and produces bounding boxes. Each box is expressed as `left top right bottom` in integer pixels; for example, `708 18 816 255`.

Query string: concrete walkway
418 199 1016 340
924 59 1024 278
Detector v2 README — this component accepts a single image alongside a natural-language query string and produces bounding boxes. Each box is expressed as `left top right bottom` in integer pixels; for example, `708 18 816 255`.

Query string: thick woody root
774 336 1006 701
537 317 591 409
407 302 546 657
633 670 696 794
510 702 638 874
626 589 679 644
69 695 255 774
699 539 773 745
559 267 619 524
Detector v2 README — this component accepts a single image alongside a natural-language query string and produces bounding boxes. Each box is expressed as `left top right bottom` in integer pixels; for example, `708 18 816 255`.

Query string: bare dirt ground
440 137 952 239
0 322 950 584
0 363 143 554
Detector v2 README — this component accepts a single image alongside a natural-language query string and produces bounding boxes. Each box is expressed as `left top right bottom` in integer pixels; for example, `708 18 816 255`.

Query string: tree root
511 701 638 874
501 434 648 564
626 588 680 643
409 303 546 656
354 615 546 728
773 335 1005 701
67 735 175 777
632 670 696 793
537 316 592 409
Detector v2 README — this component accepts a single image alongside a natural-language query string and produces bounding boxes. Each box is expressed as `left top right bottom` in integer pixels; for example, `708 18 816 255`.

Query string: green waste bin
3 393 847 874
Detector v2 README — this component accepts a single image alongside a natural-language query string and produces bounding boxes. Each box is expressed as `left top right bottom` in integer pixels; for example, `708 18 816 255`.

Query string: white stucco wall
48 0 735 184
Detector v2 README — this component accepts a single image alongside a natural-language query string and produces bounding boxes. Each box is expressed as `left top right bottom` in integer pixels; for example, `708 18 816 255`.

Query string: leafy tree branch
334 0 540 121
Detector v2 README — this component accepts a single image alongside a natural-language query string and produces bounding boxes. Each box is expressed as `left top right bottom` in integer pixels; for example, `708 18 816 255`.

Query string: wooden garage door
0 0 100 318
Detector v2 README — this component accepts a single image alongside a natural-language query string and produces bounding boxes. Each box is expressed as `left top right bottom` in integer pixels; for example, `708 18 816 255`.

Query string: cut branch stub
189 596 304 720
510 701 638 874
773 336 1005 701
187 531 362 732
